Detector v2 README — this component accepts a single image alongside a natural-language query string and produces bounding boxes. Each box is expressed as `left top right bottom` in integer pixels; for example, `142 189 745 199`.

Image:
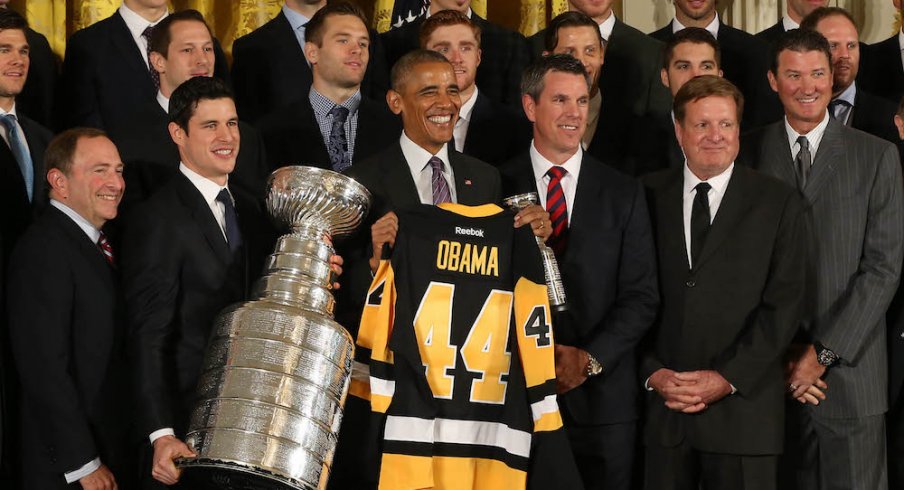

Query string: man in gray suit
740 29 904 490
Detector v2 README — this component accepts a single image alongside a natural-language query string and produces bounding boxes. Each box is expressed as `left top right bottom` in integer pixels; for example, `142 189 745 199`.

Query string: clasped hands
785 343 828 405
648 368 733 413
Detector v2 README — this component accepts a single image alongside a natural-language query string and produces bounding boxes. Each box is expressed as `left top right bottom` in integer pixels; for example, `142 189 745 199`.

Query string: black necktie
327 105 351 172
795 135 811 190
691 182 712 267
216 188 242 253
828 99 851 121
142 24 160 89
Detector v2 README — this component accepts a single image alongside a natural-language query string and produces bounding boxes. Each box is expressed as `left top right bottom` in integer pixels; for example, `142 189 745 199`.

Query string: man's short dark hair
419 9 481 48
149 10 212 57
520 53 589 101
544 11 605 52
169 76 234 132
305 1 369 47
673 75 744 124
662 27 721 70
770 28 833 75
0 8 28 33
799 6 857 32
390 49 453 91
45 128 109 176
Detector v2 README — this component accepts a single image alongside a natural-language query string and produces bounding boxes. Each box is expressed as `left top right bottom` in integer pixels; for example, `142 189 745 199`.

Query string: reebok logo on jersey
455 226 485 238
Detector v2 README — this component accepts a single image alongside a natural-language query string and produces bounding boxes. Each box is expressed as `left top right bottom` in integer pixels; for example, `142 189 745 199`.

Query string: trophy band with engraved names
177 166 371 489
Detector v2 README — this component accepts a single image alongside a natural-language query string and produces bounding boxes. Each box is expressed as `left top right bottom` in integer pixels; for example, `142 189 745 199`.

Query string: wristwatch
585 353 603 377
814 341 839 367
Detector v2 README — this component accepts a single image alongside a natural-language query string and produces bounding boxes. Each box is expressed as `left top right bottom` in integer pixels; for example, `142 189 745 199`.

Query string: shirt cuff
730 383 737 395
644 376 654 391
64 457 101 484
149 428 175 444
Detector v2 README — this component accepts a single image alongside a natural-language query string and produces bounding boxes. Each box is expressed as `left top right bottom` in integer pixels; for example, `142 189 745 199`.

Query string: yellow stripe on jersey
437 202 504 218
378 454 527 490
533 410 564 433
513 278 556 389
359 260 396 365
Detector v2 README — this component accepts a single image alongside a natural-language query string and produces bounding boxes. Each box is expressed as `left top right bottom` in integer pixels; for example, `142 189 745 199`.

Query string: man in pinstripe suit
740 29 904 490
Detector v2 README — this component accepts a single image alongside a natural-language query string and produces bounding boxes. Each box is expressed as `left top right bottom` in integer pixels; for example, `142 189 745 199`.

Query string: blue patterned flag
374 0 428 32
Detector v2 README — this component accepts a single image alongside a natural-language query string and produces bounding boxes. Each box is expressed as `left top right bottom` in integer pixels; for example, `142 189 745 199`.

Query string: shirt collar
50 199 101 243
119 3 167 39
683 161 734 197
458 87 479 123
898 29 903 51
308 87 362 118
157 91 170 113
784 110 831 154
282 3 311 32
400 130 450 172
529 140 583 183
782 15 799 32
673 13 719 38
835 81 857 106
0 103 18 118
179 162 228 206
598 13 616 41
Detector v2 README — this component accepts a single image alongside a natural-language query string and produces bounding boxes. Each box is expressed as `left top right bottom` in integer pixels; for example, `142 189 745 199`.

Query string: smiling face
151 19 215 97
813 13 859 95
306 13 370 92
676 95 739 180
768 49 832 134
548 25 603 95
424 23 480 97
49 136 124 229
170 97 240 186
0 27 28 111
523 70 589 164
388 61 461 154
661 41 721 97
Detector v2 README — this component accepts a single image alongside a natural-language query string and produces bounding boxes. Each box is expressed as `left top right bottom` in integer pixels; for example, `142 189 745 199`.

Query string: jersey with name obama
350 203 582 490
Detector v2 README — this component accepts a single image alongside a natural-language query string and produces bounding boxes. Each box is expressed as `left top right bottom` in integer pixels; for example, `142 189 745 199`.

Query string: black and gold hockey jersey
349 203 582 490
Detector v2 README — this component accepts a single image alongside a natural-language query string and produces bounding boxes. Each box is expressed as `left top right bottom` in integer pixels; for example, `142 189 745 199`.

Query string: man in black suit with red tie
500 54 659 490
643 75 807 490
231 0 389 122
256 2 400 188
58 0 229 131
8 127 132 490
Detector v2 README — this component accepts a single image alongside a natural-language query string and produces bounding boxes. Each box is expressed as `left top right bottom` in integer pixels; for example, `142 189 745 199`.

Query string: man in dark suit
120 77 275 487
860 0 904 104
110 9 267 208
256 2 400 187
890 95 904 490
57 0 229 131
800 7 900 146
420 9 530 166
499 53 658 490
651 0 782 128
0 1 59 128
529 0 672 176
8 127 131 489
231 0 389 123
380 0 529 109
756 0 828 45
741 30 903 490
642 74 807 490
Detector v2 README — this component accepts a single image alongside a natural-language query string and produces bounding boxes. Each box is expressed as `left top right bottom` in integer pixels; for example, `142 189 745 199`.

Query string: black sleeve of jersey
511 222 547 285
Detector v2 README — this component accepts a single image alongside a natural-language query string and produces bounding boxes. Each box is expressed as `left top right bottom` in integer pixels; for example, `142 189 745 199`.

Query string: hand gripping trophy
176 167 371 489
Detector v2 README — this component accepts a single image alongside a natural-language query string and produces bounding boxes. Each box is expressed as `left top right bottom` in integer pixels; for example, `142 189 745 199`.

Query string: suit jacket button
686 280 696 288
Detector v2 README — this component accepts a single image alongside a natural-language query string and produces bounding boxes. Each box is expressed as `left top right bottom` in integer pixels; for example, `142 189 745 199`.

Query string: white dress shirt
529 141 583 218
831 82 856 126
156 91 170 113
454 87 479 153
400 131 457 204
0 103 31 155
782 15 800 32
49 199 104 482
598 12 616 41
784 110 830 165
682 162 733 268
118 3 168 69
282 3 311 51
672 13 720 39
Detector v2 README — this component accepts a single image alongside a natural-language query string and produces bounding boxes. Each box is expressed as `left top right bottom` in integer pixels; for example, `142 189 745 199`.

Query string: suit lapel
382 143 421 209
109 12 155 92
355 99 384 162
658 171 689 272
175 174 232 265
462 93 492 155
48 206 116 275
451 151 481 204
565 155 602 263
759 122 798 185
693 166 752 270
803 118 843 202
18 116 46 201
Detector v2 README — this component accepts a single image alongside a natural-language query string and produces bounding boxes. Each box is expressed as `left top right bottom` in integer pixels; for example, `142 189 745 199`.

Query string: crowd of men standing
0 0 903 489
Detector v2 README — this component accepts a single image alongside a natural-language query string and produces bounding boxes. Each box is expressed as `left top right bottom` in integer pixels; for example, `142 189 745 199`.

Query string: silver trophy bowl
178 166 371 489
503 192 568 312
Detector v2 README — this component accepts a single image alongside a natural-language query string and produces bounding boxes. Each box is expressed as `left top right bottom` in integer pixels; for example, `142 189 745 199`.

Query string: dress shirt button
686 280 696 288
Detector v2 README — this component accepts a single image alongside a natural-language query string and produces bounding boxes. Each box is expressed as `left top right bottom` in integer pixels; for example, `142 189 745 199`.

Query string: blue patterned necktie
430 156 452 205
0 114 33 202
216 188 243 253
328 105 351 172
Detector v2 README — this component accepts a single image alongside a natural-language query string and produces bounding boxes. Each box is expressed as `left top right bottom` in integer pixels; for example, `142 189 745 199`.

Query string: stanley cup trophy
504 192 568 312
177 166 372 489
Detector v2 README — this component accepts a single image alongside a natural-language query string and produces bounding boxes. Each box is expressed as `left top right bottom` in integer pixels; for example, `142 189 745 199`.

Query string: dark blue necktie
1 114 33 202
216 188 242 253
328 105 351 172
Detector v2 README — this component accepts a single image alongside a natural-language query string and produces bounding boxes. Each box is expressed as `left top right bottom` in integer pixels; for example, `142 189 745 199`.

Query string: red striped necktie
97 231 114 266
546 166 569 255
